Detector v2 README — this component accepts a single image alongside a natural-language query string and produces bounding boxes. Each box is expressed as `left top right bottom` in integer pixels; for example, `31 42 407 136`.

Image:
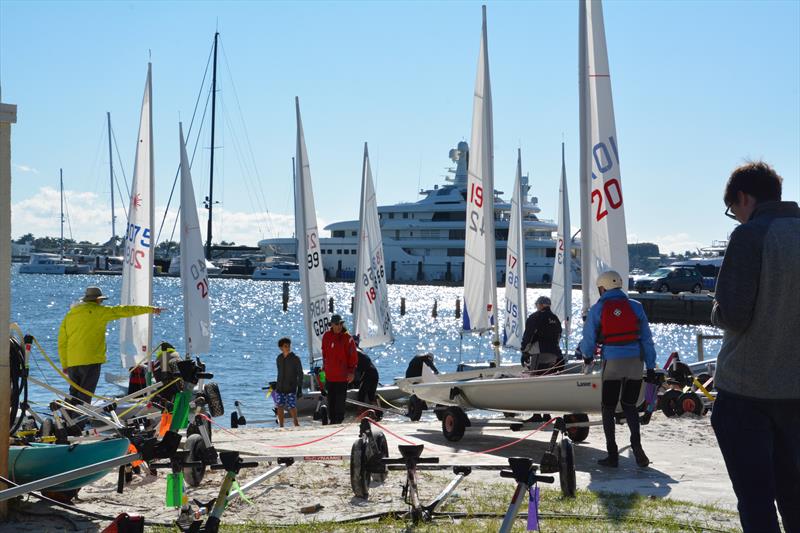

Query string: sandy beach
1 411 739 531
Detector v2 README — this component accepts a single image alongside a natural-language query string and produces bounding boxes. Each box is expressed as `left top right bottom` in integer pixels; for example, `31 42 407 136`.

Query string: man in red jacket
322 314 357 424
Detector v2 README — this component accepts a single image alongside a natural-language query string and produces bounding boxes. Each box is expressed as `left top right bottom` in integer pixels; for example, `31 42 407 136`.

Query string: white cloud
12 163 39 174
652 233 706 255
11 187 308 247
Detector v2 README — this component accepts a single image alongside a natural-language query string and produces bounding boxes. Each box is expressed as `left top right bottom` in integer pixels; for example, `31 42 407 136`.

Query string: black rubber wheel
203 382 224 418
658 284 670 293
678 392 703 416
564 413 590 443
350 439 369 499
370 431 389 484
319 404 329 426
183 433 207 487
434 408 446 421
407 395 424 422
692 284 702 294
442 407 467 442
659 389 683 417
558 438 577 498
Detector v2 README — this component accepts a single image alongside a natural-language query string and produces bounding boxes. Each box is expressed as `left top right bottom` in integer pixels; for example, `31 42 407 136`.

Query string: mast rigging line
154 38 215 249
109 122 131 224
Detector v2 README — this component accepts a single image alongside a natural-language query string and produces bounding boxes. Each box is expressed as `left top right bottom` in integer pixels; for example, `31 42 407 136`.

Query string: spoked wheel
659 389 683 417
442 407 467 442
678 392 703 416
350 439 369 499
183 433 208 487
564 413 590 443
558 437 577 498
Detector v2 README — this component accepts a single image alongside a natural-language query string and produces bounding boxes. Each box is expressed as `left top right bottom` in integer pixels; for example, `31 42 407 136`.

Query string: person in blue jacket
577 270 657 468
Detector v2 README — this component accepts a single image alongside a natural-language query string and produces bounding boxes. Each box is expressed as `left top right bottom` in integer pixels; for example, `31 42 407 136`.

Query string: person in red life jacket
321 314 357 424
576 270 657 468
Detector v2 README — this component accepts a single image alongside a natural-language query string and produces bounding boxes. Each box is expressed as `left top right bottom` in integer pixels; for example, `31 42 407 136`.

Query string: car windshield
649 268 673 277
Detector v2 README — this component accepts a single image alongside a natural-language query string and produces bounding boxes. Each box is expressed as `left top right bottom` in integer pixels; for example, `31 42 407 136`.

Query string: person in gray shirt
275 337 304 427
710 161 800 533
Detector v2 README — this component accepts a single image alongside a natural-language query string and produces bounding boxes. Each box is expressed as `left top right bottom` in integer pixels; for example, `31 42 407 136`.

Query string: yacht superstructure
258 142 579 284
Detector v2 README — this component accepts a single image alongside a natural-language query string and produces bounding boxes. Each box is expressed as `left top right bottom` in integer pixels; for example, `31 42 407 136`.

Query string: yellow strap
377 393 403 411
692 377 715 402
117 378 182 418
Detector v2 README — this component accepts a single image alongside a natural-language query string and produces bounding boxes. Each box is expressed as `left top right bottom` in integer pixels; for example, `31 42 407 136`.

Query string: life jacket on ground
598 298 641 346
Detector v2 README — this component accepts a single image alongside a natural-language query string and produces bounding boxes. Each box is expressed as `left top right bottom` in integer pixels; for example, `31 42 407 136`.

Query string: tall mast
59 168 64 259
204 31 219 260
579 0 591 315
107 112 116 255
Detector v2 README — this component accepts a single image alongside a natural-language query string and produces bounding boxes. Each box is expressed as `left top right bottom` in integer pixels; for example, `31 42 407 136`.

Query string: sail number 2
590 137 623 221
190 259 209 298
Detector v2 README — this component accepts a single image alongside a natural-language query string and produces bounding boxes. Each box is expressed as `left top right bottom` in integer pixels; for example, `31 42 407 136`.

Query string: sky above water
1 0 798 253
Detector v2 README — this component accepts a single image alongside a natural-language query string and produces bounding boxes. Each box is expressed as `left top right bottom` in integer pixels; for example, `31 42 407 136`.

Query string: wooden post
400 297 406 316
0 100 18 520
431 299 438 318
281 282 289 312
328 297 334 313
455 297 461 319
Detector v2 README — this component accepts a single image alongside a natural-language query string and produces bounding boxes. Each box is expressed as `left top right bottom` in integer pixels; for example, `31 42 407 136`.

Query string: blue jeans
711 390 800 533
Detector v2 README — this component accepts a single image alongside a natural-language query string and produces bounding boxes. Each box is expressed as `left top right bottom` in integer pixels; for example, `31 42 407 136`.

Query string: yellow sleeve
57 318 68 368
99 304 155 322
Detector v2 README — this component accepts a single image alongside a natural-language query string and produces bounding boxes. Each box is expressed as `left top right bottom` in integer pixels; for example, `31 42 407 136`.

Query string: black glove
576 347 592 365
646 369 656 384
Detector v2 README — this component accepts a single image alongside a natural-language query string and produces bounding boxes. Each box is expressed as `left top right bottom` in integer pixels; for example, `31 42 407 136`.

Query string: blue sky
2 0 798 253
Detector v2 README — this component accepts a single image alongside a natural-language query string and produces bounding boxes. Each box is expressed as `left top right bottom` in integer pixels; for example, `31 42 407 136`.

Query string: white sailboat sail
179 122 211 355
294 97 330 367
502 149 526 349
353 143 393 349
119 63 154 368
463 6 499 364
580 0 629 312
551 142 572 348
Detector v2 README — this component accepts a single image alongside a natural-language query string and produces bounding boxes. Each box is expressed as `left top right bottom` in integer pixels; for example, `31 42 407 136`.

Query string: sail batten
295 97 330 367
119 63 154 368
502 149 526 350
353 143 393 349
179 122 211 355
580 0 629 312
463 6 499 366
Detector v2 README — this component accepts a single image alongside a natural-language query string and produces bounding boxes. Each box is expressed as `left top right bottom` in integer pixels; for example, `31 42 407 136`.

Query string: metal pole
204 32 219 260
579 0 591 315
60 168 64 258
107 112 116 255
499 481 529 533
696 333 703 362
0 453 138 502
0 99 19 519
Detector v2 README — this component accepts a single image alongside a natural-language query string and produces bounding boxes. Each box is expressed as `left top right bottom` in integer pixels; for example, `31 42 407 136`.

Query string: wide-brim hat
82 286 108 302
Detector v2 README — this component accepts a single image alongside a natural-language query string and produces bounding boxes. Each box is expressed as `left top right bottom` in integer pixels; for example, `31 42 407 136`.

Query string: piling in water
329 297 334 313
400 297 406 316
432 299 438 318
455 297 461 319
282 282 289 312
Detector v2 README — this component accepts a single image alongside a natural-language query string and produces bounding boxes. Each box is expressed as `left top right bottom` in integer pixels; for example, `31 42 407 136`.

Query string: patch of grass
148 484 740 532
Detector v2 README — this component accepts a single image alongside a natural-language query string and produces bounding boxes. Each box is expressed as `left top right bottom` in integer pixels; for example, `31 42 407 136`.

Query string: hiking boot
632 445 650 468
597 454 618 468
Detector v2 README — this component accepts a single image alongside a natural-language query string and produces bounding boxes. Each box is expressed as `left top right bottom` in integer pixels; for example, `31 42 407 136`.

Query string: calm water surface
11 266 723 424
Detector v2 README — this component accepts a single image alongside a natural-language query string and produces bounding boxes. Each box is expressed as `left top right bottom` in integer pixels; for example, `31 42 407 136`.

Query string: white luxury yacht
258 142 579 284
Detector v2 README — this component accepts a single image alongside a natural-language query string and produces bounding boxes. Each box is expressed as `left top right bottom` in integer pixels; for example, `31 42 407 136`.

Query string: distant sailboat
579 0 629 313
462 4 500 365
178 122 211 356
119 63 155 368
353 143 393 349
502 149 526 350
550 143 572 351
294 97 330 375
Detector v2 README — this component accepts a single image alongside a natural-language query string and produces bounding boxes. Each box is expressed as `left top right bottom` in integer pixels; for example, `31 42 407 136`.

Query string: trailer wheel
434 408 446 421
678 392 703 416
407 395 424 422
203 382 225 418
183 434 207 487
350 439 369 499
564 413 590 443
558 438 577 498
442 407 467 442
370 431 389 484
660 389 683 417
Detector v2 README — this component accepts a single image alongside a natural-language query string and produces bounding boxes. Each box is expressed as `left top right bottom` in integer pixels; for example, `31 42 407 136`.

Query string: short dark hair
724 161 782 207
278 337 291 347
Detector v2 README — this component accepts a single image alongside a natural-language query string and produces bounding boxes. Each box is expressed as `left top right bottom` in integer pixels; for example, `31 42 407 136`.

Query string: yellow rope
692 377 716 402
117 378 182 418
377 393 404 411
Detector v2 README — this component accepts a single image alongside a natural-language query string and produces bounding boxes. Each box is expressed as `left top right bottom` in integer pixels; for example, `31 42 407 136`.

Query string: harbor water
11 266 724 425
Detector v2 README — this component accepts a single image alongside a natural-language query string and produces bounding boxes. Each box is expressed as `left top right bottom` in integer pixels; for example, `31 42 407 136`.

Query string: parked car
633 266 704 294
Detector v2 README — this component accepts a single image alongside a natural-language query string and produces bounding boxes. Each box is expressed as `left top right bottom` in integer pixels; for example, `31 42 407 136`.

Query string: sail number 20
590 137 623 222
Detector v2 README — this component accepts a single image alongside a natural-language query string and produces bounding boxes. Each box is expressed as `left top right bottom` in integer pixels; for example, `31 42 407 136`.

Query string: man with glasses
711 161 800 533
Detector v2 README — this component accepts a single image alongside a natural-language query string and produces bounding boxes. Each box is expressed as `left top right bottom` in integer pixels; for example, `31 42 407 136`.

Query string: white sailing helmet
596 270 623 291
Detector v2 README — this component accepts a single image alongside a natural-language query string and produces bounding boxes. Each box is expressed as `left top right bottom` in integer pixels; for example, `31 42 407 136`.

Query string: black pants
357 369 379 403
601 377 642 453
67 363 102 405
326 381 348 424
711 390 800 533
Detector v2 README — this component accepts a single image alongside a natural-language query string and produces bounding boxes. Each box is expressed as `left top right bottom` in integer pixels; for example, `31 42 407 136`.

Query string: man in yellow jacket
58 286 162 404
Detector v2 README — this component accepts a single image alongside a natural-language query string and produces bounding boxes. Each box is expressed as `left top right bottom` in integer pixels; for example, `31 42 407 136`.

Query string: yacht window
351 231 357 236
337 249 342 254
546 248 556 258
449 229 466 240
403 213 408 219
332 230 345 238
343 250 349 255
389 213 395 219
351 249 356 254
447 248 465 257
